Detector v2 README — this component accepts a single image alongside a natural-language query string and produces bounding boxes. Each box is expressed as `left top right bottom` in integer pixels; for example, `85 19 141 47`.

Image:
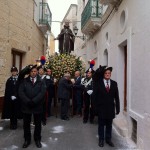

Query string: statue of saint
55 21 75 54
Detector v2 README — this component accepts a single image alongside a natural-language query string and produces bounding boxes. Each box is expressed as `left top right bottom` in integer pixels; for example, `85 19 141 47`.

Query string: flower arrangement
45 53 85 80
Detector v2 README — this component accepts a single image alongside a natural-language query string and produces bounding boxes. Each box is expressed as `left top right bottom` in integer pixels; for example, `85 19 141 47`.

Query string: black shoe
98 140 104 147
22 140 30 148
83 120 87 124
42 121 46 126
90 120 94 124
65 117 70 120
35 140 42 148
10 124 17 130
61 117 66 120
61 117 69 121
106 140 115 147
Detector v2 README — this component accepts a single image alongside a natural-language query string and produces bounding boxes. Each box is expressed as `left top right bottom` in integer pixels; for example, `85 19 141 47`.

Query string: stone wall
0 0 46 98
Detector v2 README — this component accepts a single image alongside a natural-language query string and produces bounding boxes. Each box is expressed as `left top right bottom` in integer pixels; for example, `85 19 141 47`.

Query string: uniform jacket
81 77 93 92
1 76 22 119
93 79 120 119
57 77 72 100
18 76 46 114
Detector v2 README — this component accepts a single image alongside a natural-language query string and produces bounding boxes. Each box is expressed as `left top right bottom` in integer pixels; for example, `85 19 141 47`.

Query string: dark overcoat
93 79 120 119
1 76 22 119
44 76 55 98
73 77 83 99
57 77 72 100
18 76 46 114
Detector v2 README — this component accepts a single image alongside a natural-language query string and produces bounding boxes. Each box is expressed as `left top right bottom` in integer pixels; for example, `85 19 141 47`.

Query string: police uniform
1 67 22 129
81 68 95 123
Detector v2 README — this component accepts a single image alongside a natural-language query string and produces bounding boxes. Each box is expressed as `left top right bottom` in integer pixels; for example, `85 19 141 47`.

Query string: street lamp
73 26 85 41
36 57 41 66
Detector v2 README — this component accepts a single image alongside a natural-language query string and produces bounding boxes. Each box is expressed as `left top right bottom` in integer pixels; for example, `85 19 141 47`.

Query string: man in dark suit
93 67 120 147
72 71 83 116
57 73 72 120
46 68 55 117
18 65 46 148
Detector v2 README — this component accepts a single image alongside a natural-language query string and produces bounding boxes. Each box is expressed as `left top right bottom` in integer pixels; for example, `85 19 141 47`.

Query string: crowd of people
1 64 120 148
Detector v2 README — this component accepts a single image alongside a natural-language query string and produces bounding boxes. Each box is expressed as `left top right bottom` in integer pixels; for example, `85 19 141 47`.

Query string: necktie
106 80 109 92
32 78 34 85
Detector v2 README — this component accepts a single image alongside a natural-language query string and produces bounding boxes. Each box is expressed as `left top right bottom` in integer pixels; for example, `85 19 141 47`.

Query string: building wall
61 4 77 31
49 33 55 55
0 0 46 97
76 0 150 149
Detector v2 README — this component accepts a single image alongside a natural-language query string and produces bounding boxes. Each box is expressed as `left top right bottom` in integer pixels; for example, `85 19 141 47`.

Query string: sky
48 0 77 38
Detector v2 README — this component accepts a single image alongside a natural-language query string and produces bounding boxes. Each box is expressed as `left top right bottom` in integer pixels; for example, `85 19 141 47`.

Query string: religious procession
1 56 120 149
0 0 148 149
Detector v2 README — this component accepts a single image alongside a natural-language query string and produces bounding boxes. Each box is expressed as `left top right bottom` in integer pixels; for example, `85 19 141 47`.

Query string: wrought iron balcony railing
81 0 103 29
39 2 52 31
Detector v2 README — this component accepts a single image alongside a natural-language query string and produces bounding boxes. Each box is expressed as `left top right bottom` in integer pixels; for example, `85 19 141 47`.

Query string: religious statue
55 21 75 54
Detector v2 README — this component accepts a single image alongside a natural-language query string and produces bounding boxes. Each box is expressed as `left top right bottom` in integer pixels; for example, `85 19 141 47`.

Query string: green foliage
45 53 85 80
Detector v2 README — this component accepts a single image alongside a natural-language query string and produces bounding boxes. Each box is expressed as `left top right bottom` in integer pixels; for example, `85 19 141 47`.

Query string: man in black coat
1 67 22 129
93 67 120 147
57 73 72 120
46 68 55 117
18 65 46 148
72 71 83 116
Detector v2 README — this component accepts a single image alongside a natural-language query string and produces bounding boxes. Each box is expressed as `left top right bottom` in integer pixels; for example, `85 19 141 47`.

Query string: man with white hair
57 73 73 120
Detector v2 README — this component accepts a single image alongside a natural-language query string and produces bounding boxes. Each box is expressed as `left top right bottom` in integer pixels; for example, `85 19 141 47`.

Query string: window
103 49 108 66
11 50 23 72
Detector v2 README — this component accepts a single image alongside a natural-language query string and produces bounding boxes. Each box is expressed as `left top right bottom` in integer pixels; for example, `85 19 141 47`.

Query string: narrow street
0 115 134 150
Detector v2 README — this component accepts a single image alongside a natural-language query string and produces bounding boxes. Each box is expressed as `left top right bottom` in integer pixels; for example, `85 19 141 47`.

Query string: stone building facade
0 0 51 110
74 0 150 149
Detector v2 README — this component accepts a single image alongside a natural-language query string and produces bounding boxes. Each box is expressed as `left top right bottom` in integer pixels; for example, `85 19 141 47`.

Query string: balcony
39 2 52 34
99 0 122 6
81 0 103 35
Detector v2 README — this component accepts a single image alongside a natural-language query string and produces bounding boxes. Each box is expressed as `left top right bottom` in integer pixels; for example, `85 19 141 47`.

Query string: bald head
75 71 80 78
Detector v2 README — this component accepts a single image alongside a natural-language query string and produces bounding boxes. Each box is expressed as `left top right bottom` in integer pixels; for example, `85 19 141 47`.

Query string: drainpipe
42 0 44 22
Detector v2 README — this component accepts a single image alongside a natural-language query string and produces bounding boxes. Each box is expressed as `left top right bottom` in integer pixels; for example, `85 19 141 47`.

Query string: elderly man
93 67 120 148
57 73 72 120
18 65 46 148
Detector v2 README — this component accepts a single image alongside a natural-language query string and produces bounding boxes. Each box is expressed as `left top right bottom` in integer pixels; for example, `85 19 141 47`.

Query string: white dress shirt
30 77 37 83
103 79 110 87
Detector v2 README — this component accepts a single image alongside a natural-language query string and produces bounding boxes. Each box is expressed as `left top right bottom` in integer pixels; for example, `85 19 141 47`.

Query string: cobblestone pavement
0 115 137 150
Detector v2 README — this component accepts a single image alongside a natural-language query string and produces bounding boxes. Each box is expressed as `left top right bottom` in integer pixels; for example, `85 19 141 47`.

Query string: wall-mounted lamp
73 26 85 41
